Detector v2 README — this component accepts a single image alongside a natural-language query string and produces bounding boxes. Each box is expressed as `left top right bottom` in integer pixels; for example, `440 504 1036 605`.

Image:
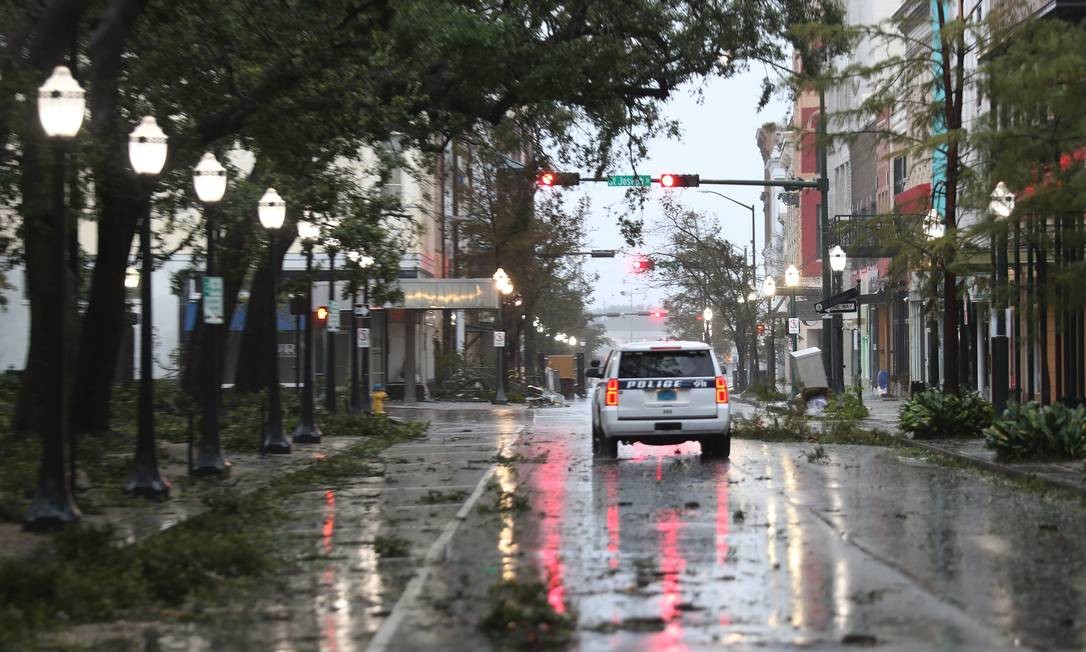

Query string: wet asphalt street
123 399 1086 651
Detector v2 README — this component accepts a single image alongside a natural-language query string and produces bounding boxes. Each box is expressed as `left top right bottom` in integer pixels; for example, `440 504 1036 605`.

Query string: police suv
586 341 731 459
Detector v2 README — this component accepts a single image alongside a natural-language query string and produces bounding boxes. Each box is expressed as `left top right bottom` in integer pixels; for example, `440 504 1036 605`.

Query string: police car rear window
617 350 714 378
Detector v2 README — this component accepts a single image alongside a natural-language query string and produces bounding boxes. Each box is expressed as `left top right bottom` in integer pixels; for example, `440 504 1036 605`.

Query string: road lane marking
365 426 524 652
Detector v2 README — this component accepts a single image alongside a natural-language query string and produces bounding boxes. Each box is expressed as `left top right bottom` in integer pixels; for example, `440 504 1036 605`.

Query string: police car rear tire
700 433 731 459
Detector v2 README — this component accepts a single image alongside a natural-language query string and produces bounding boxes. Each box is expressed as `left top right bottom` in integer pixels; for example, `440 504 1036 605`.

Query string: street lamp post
702 307 713 344
699 189 758 387
924 210 946 391
24 66 85 529
293 217 322 443
346 251 375 414
191 153 228 475
125 116 171 497
785 264 800 394
990 182 1015 414
492 268 513 404
324 236 340 413
763 277 777 389
258 188 291 454
829 245 847 395
785 264 799 353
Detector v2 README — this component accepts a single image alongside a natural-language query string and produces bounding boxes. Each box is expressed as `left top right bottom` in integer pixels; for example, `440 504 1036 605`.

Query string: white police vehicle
586 341 731 459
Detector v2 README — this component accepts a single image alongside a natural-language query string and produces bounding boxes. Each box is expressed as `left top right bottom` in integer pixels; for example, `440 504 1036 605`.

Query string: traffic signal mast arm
536 169 823 190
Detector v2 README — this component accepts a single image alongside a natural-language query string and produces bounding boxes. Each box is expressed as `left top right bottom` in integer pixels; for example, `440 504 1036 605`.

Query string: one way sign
814 286 859 313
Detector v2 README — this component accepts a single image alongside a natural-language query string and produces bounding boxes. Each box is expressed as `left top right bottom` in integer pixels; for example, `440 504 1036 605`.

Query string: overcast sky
560 69 791 313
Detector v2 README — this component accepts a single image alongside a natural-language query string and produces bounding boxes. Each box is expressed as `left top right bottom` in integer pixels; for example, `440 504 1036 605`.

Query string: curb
896 437 1086 499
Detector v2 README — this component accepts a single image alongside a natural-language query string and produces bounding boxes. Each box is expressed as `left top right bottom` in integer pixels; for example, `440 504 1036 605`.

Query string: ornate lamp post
293 217 322 443
258 188 291 454
492 268 513 404
124 116 170 497
702 307 713 344
324 235 341 413
785 264 799 353
191 152 228 475
762 276 777 389
346 251 375 414
990 182 1016 413
828 245 847 394
923 210 945 389
24 66 85 529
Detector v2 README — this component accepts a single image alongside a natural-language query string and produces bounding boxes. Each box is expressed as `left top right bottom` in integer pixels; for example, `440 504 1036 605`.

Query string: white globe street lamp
258 188 286 230
38 66 85 139
191 152 229 475
124 266 140 289
258 186 291 452
125 116 171 498
924 209 945 240
762 276 776 298
785 264 800 288
569 336 578 347
829 245 847 273
703 307 713 321
193 152 226 204
128 116 168 176
990 181 1016 219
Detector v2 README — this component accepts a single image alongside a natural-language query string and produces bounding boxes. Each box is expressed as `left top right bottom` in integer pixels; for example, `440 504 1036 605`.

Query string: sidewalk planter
984 402 1086 462
899 389 993 440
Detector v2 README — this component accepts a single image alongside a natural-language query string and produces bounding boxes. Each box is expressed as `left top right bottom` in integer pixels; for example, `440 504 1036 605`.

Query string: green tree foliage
651 195 761 376
2 0 844 434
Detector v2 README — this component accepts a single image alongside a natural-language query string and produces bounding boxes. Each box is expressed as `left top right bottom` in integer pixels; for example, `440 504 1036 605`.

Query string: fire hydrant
371 384 388 415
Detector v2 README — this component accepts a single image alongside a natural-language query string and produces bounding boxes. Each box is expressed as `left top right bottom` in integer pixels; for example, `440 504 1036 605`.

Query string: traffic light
756 322 766 336
650 308 668 319
659 173 700 188
315 305 329 324
537 171 581 187
630 255 654 274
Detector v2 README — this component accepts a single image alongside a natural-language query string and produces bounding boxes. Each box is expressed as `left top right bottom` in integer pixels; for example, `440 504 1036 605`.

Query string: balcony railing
828 213 924 258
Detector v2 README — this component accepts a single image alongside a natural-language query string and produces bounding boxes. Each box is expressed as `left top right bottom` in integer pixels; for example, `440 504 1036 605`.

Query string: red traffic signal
650 308 669 318
659 173 700 188
315 305 329 323
537 171 581 187
630 255 654 274
756 322 766 336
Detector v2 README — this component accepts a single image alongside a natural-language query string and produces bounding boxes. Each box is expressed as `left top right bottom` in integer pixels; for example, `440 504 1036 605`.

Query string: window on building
893 156 907 195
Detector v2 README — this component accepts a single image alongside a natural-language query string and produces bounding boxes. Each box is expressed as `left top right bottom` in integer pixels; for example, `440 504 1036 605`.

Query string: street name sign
607 175 652 187
814 286 859 313
824 301 858 314
494 331 506 347
788 318 800 335
357 327 370 348
202 276 224 324
327 300 340 331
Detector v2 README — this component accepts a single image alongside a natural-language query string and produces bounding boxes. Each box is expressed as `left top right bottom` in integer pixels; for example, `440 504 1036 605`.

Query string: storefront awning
396 278 499 309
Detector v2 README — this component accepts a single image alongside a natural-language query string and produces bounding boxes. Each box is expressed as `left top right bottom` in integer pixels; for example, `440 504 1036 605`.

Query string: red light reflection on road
536 440 570 614
604 465 620 569
653 508 687 651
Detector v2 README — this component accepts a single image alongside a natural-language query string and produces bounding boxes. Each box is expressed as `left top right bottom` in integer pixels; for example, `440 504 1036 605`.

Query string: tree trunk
10 1 91 437
12 106 67 437
68 0 151 434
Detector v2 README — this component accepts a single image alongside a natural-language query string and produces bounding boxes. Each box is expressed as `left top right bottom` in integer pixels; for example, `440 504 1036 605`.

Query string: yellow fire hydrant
371 384 388 415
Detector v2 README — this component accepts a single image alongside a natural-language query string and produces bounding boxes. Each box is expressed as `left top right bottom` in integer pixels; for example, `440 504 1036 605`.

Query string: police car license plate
657 389 677 401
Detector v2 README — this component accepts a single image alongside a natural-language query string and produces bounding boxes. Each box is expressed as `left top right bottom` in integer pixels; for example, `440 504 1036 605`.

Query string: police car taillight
605 378 619 406
715 376 729 404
